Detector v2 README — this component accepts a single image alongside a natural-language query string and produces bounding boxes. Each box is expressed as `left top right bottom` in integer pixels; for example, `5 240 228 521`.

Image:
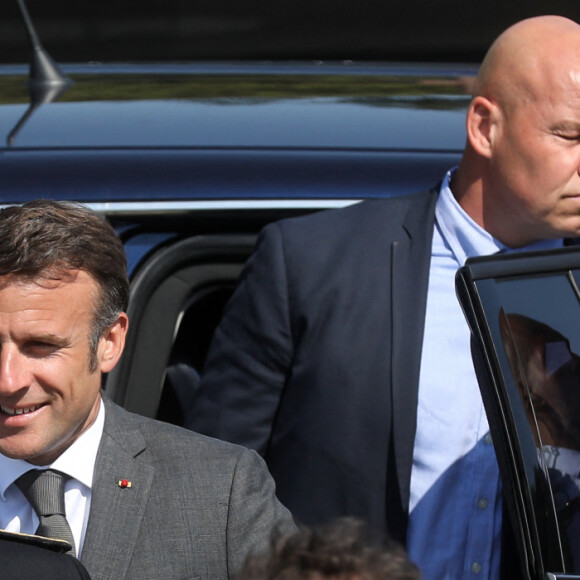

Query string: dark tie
16 469 76 556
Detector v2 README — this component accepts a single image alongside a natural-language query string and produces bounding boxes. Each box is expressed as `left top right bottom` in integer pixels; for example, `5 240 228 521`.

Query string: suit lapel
80 397 154 580
390 188 438 514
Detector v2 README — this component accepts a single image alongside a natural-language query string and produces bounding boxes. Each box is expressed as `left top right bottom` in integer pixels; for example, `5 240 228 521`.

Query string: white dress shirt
0 398 105 557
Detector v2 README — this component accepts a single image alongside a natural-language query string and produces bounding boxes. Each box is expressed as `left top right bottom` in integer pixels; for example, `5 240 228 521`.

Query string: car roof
0 62 473 203
0 62 473 149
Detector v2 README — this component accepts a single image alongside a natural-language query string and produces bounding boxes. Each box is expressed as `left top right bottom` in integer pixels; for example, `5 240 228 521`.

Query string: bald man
187 16 580 579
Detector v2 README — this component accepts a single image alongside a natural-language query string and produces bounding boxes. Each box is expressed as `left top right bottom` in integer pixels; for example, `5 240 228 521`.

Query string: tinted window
480 272 580 572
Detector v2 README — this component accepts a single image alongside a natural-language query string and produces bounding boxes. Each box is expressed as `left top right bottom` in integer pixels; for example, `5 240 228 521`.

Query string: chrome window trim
0 199 360 213
85 199 362 215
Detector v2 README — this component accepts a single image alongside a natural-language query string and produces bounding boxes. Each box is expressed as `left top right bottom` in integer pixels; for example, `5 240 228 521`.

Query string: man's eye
26 342 59 355
556 133 580 141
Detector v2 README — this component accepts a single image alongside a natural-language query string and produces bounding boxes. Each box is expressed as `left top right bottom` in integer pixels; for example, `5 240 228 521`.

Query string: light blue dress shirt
406 169 563 579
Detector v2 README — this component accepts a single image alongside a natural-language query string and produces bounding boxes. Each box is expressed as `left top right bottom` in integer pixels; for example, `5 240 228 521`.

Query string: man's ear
466 96 499 159
99 312 129 373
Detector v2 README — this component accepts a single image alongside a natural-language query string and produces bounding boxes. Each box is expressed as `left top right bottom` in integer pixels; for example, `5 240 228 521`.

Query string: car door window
492 274 580 572
456 250 580 579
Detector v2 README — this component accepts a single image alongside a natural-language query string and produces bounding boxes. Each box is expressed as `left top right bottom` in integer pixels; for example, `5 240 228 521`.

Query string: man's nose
0 346 31 395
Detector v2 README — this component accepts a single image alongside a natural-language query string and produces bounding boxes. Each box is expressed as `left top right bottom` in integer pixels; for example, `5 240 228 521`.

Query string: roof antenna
8 0 74 146
17 0 73 91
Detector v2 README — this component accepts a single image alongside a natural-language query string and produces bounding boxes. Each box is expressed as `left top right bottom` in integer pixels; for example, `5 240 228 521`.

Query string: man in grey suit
187 15 580 579
0 200 293 580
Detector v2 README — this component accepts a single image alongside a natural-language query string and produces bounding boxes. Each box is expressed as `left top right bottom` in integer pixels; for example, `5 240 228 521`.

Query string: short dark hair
0 200 130 371
239 518 421 580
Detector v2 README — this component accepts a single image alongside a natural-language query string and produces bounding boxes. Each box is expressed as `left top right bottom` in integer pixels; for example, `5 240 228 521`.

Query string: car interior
104 208 321 424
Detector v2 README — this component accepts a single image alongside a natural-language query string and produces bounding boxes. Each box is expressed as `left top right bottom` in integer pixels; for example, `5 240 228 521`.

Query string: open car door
456 246 580 580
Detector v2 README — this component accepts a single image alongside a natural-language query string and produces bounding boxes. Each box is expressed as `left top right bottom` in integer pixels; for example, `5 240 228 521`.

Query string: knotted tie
16 469 76 556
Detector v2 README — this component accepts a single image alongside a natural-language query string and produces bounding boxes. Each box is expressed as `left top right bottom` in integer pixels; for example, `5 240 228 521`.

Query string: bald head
474 16 580 110
452 15 580 248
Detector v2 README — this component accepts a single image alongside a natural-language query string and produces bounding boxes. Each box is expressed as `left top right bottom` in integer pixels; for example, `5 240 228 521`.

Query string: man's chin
0 437 54 465
0 446 37 462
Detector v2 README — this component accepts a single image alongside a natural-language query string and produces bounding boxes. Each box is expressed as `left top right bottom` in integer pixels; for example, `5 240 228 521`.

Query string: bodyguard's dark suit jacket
187 189 439 543
81 396 294 580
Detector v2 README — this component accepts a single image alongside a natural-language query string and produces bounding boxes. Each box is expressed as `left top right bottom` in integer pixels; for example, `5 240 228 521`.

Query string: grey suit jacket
81 396 294 580
187 190 439 543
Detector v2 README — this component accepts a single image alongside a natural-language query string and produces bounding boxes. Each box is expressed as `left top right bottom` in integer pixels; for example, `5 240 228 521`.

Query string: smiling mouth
0 404 43 416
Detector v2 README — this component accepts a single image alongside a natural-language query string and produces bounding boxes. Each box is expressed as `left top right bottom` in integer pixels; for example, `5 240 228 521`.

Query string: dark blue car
0 59 470 418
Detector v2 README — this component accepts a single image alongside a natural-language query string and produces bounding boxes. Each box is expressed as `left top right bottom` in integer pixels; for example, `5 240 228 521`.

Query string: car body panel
0 63 470 203
0 149 461 203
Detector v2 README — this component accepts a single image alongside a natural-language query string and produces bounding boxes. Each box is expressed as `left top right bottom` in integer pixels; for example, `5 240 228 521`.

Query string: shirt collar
0 397 105 500
436 168 563 266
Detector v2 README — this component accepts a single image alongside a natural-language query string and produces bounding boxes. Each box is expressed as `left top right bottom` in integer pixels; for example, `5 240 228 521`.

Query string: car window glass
488 273 580 572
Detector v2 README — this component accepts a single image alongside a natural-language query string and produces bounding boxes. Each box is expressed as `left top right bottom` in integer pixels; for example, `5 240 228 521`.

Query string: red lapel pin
117 479 132 488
